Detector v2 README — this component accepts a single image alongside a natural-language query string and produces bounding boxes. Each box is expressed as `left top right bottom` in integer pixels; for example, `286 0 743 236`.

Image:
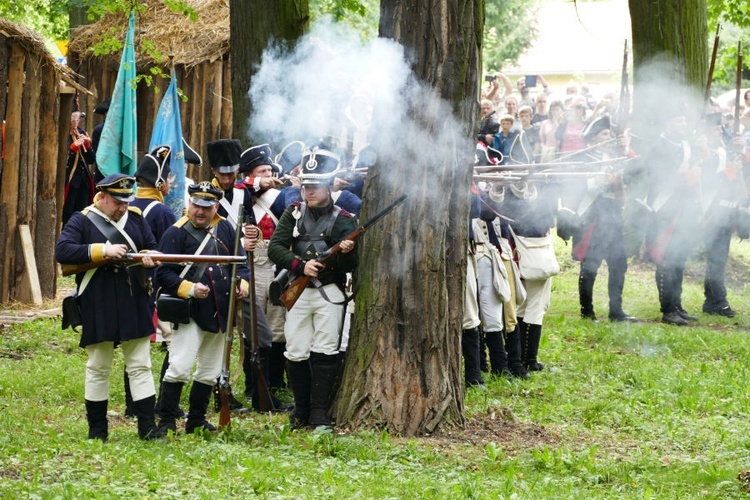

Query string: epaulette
174 215 191 227
127 206 142 216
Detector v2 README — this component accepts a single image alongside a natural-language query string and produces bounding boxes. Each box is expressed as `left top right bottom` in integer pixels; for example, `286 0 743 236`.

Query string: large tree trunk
628 0 707 133
334 0 484 436
230 0 309 144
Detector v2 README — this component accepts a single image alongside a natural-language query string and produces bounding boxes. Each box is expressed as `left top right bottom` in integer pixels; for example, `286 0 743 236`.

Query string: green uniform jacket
268 202 358 287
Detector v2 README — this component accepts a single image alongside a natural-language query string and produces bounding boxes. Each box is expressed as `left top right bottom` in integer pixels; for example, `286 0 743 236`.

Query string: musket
218 206 244 430
243 214 274 412
61 253 246 277
705 24 721 107
734 41 743 136
280 194 408 311
615 40 630 155
473 161 583 172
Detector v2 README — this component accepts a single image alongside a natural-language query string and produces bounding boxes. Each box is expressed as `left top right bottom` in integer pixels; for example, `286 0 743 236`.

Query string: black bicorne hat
183 138 203 166
136 145 171 188
239 144 281 175
299 148 341 186
581 115 611 141
207 139 241 174
97 173 136 202
94 99 111 115
275 141 305 174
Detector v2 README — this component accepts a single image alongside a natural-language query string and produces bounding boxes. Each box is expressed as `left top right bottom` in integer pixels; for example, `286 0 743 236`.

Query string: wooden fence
0 25 82 305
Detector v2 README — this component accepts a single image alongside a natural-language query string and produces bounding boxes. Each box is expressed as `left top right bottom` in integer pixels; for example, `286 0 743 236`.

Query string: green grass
2 239 750 498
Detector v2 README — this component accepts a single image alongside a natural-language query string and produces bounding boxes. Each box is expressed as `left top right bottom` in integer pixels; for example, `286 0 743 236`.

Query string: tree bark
230 0 309 145
628 0 707 133
334 0 483 436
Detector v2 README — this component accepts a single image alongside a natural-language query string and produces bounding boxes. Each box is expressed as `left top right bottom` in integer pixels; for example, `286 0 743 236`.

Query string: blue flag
96 12 138 176
150 69 186 218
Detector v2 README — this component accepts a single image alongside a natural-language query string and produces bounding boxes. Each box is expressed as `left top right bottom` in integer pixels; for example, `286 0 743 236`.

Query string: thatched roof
69 0 230 69
0 19 91 95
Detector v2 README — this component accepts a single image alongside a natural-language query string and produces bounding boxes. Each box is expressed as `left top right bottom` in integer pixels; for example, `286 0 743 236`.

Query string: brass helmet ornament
299 147 341 186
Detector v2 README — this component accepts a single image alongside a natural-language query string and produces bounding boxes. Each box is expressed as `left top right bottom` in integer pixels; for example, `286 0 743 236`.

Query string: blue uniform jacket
55 204 157 348
156 215 250 333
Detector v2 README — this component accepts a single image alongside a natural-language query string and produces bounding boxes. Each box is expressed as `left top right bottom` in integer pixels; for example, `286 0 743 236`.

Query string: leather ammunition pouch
61 290 83 331
156 294 192 325
556 207 582 242
269 269 293 307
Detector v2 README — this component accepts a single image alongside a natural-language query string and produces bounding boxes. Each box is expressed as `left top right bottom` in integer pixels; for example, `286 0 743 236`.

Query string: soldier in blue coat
155 182 251 434
55 173 162 441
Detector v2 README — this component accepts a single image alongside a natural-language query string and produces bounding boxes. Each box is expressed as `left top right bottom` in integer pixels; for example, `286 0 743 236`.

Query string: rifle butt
218 389 231 430
252 363 275 412
280 277 309 311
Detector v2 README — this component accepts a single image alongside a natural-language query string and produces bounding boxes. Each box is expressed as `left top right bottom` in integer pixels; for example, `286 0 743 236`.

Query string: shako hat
136 145 171 188
183 138 203 166
207 139 241 174
239 144 281 175
94 99 110 115
188 181 222 207
275 141 305 174
299 148 341 186
581 115 611 141
97 173 136 202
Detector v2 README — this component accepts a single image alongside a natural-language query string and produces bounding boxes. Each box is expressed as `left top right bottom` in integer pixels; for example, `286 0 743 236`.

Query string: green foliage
0 0 70 40
706 0 750 93
483 0 541 73
310 0 380 40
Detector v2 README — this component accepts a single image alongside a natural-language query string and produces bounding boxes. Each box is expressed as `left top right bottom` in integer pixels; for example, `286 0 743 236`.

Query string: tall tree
334 0 484 436
230 0 310 143
628 0 708 132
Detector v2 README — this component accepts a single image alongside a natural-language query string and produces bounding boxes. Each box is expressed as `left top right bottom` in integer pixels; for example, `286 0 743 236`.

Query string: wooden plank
0 44 26 303
221 58 233 139
56 93 75 243
16 225 42 306
0 36 8 183
20 53 42 225
205 59 223 144
191 65 207 181
36 60 60 299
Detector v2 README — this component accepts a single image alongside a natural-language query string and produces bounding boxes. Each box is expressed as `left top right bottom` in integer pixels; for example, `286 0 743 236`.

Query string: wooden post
221 58 233 140
205 59 223 145
17 225 43 306
37 61 61 299
0 44 26 302
0 36 8 182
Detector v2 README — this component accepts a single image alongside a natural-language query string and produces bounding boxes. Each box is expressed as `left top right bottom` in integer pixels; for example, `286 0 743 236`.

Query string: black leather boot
579 269 597 321
269 342 288 391
157 381 184 434
523 323 545 371
309 352 340 430
504 326 530 379
484 330 510 376
186 382 216 434
124 370 136 418
133 395 164 440
461 328 484 386
85 399 108 442
287 360 312 429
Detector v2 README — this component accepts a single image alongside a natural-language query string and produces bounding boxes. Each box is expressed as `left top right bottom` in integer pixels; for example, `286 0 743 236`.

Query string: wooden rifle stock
218 207 245 430
280 194 408 311
243 214 274 412
61 253 246 277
